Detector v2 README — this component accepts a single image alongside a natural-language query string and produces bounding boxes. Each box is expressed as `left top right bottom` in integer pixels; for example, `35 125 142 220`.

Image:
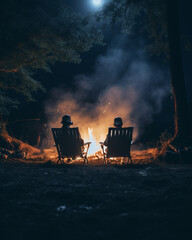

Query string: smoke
45 36 170 145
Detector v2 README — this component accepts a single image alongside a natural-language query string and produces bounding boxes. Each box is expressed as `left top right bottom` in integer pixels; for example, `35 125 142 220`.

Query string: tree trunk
166 0 190 140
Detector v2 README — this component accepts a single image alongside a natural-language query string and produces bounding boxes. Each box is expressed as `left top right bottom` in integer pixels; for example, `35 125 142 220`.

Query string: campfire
84 128 103 158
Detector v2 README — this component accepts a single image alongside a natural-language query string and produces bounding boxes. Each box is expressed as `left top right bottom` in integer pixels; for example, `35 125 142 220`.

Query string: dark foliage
99 0 169 58
0 0 104 114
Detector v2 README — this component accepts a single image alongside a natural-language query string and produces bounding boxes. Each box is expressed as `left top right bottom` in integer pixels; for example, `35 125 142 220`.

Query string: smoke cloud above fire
45 36 170 145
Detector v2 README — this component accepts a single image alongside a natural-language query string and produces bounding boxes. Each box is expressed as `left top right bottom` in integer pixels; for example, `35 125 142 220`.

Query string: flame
85 128 101 156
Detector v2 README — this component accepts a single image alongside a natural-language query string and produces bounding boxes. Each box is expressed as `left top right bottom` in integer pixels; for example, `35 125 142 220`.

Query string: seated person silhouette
61 115 84 146
102 117 132 164
61 115 84 162
104 117 123 146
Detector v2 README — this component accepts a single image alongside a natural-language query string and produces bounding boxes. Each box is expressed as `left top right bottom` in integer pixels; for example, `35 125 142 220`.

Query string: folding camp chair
100 127 133 164
52 127 91 164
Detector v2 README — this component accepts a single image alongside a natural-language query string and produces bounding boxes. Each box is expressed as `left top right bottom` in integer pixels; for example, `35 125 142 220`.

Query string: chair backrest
52 127 82 158
107 127 133 158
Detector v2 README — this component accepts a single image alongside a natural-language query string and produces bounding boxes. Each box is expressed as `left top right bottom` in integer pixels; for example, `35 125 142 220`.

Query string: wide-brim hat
61 115 73 125
114 117 123 127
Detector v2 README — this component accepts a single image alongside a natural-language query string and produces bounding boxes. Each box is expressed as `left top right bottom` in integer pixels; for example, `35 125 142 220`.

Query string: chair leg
100 145 106 164
104 154 107 164
122 157 127 165
57 156 61 164
104 155 106 164
83 143 90 165
127 157 132 164
83 157 88 165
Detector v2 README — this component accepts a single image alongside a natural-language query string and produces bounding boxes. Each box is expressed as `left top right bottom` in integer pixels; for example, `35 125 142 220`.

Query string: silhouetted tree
0 0 103 151
166 0 189 140
0 0 103 115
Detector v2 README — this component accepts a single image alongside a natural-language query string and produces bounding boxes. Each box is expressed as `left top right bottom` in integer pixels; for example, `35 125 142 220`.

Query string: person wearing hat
104 117 123 146
61 115 84 145
61 115 73 129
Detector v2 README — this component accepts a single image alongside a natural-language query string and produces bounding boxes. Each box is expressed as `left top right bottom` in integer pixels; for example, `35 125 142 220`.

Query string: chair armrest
83 142 91 146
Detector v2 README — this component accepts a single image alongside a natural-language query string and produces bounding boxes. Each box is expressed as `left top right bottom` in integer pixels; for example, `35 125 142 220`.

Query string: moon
92 0 102 6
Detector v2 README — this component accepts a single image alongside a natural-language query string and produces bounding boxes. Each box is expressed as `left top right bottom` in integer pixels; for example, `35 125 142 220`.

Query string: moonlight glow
92 0 102 6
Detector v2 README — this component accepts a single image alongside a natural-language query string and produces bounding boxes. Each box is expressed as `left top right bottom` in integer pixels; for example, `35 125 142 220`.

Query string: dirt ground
1 151 192 240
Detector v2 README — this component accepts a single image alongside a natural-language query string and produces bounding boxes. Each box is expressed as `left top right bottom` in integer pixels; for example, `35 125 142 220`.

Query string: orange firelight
84 128 102 156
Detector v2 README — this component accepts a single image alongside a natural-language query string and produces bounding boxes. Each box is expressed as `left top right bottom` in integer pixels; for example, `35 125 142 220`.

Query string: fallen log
0 130 40 159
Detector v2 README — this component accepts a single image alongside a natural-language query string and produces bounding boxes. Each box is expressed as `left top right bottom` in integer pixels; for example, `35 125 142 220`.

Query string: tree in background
100 0 191 150
0 0 103 151
166 0 189 141
0 0 103 115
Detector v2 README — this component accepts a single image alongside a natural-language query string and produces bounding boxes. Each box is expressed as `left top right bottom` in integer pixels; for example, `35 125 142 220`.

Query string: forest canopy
0 0 103 114
99 0 169 58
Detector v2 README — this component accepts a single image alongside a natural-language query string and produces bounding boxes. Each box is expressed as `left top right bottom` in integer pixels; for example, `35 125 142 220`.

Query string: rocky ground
1 151 192 240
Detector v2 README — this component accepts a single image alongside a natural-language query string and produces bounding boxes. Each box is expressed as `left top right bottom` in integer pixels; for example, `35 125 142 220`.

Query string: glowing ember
85 128 101 156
